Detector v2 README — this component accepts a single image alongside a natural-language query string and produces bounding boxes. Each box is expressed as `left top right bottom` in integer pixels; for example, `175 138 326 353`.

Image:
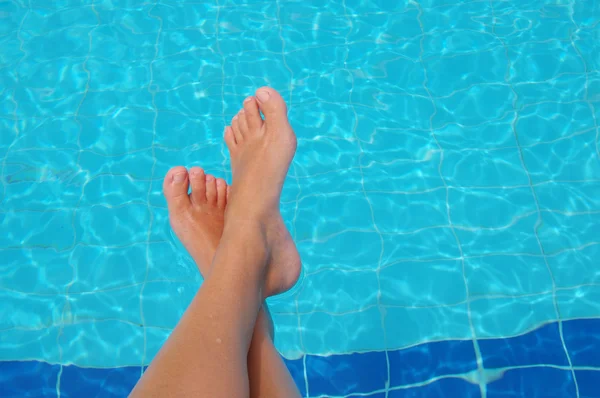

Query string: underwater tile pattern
1 0 600 396
0 319 598 397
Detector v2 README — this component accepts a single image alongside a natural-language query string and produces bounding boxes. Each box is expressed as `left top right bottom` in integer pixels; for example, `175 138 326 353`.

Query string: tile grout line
3 319 600 370
272 0 310 395
488 1 580 396
565 2 600 162
1 1 598 392
55 1 101 396
138 0 163 374
412 2 488 397
272 0 309 395
0 1 29 211
216 1 229 182
340 1 392 396
4 289 600 338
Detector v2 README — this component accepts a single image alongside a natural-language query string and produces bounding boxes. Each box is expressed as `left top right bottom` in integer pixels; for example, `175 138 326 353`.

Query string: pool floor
1 0 599 396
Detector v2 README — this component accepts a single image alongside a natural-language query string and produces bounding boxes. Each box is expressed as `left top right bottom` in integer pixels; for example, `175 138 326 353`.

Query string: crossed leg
130 88 300 397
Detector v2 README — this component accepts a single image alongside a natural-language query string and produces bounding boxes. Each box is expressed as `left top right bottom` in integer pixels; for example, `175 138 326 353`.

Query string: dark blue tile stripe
0 319 598 397
487 367 577 398
563 318 600 367
479 322 570 368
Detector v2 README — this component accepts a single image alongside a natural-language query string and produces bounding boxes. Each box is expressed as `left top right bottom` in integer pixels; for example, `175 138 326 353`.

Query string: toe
243 96 263 131
237 109 249 136
216 178 227 209
224 126 236 152
189 167 206 205
254 87 288 126
205 174 217 204
163 166 191 212
231 114 243 143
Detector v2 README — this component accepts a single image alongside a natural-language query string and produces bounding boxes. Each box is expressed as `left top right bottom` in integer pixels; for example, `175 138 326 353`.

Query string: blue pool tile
538 212 600 254
441 147 529 188
0 328 61 364
75 204 151 247
546 243 600 288
384 305 472 349
434 113 517 150
575 28 600 71
59 321 144 368
0 248 72 294
299 230 382 273
465 254 553 297
306 351 387 396
421 1 490 33
295 193 374 240
0 361 58 397
522 129 600 185
424 47 506 97
348 393 386 398
358 124 437 164
382 226 461 264
557 285 600 320
433 85 516 129
535 181 600 214
449 187 537 229
479 322 569 368
575 370 600 398
563 318 600 367
516 102 593 147
380 259 466 307
301 307 387 354
388 377 481 398
388 340 477 386
487 367 577 398
470 294 557 338
361 154 445 193
60 365 141 398
507 41 585 83
141 280 197 329
0 290 65 331
282 358 306 397
296 268 379 314
369 190 449 233
456 213 542 257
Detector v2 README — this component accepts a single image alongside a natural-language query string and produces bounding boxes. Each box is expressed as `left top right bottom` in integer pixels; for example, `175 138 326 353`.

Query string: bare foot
224 87 297 219
163 166 226 276
225 87 300 295
163 168 300 296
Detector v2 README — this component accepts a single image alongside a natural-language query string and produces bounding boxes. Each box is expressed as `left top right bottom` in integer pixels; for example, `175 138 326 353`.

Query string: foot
163 166 226 275
224 87 297 219
224 87 300 294
163 169 300 297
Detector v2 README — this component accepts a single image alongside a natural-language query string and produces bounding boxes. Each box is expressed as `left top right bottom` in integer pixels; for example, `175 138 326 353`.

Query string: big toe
163 166 191 213
254 87 288 126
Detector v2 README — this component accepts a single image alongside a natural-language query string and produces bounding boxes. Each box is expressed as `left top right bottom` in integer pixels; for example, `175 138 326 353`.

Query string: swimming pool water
1 0 599 396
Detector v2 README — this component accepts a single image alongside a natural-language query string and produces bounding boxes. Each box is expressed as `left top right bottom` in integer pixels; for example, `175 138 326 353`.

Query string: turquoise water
1 0 600 383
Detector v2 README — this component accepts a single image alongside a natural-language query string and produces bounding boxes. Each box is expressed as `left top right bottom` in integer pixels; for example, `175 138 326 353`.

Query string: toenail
256 90 270 102
206 175 214 181
190 168 201 177
173 173 186 183
243 96 252 103
233 114 238 120
239 109 244 114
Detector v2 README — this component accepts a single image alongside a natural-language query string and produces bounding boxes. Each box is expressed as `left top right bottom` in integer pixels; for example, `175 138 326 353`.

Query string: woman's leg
131 219 269 397
130 87 299 397
161 164 301 397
